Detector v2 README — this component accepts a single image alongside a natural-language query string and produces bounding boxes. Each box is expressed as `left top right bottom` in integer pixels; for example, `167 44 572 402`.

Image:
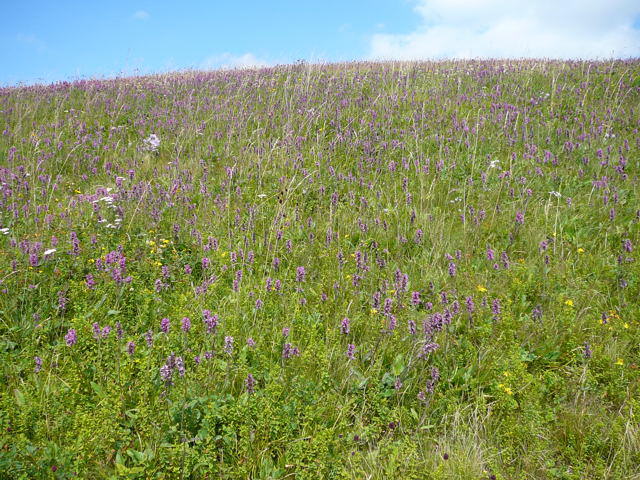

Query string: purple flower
65 328 77 347
92 322 101 340
408 319 417 335
532 305 542 321
448 262 456 277
340 317 350 335
85 274 95 290
181 317 191 333
583 342 592 359
176 356 185 377
116 321 124 340
492 299 501 319
224 336 234 355
465 296 475 314
515 211 525 225
247 337 256 348
295 266 306 282
160 317 170 334
160 364 172 383
346 343 356 360
417 342 440 359
184 264 192 274
101 326 111 339
127 341 136 355
411 291 421 307
34 356 43 373
145 330 154 348
282 327 290 337
282 343 300 359
245 373 256 394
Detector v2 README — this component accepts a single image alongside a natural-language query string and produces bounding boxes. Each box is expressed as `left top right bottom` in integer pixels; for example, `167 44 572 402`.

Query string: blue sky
2 0 640 86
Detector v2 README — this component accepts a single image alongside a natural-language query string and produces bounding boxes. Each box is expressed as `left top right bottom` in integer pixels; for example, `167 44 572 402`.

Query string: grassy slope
0 60 639 479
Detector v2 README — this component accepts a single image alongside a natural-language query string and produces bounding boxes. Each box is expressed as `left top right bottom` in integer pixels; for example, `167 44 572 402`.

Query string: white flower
43 248 57 256
143 134 161 152
489 159 500 169
0 227 9 235
549 191 562 198
257 194 267 198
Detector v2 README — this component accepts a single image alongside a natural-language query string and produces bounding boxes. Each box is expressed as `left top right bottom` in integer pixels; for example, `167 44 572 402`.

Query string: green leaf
14 389 25 407
392 354 405 377
90 381 106 398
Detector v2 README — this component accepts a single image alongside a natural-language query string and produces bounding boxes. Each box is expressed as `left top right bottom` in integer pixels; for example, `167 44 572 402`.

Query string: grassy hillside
1 60 639 479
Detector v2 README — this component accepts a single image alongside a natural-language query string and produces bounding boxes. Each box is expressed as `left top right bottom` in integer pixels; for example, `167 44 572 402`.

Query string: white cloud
132 10 150 21
200 53 271 70
369 0 640 59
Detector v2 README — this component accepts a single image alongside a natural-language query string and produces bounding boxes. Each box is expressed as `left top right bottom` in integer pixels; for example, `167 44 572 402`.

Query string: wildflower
143 133 160 152
43 248 56 256
346 343 356 360
564 299 574 307
532 305 542 321
615 358 624 366
145 330 153 348
417 342 440 359
34 356 43 373
465 296 475 314
515 211 525 225
160 317 170 334
282 327 290 337
411 291 421 306
127 341 136 355
295 266 306 282
245 373 256 394
583 342 592 359
176 356 185 376
160 364 171 383
282 343 300 359
224 336 234 355
408 319 417 335
65 328 77 347
181 317 191 333
203 311 218 334
476 285 487 293
247 337 256 348
491 299 501 319
340 317 350 335
448 262 456 277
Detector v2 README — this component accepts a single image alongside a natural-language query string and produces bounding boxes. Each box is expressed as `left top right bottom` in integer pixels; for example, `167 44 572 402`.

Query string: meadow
0 59 639 479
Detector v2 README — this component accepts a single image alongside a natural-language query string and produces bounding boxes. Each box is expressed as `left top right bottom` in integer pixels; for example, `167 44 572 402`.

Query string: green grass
0 60 639 479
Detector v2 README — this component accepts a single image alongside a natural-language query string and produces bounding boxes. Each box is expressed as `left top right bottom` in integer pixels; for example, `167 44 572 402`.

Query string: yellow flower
564 299 574 307
370 308 378 315
615 358 624 366
623 323 629 329
504 387 513 395
476 285 487 292
577 247 585 254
